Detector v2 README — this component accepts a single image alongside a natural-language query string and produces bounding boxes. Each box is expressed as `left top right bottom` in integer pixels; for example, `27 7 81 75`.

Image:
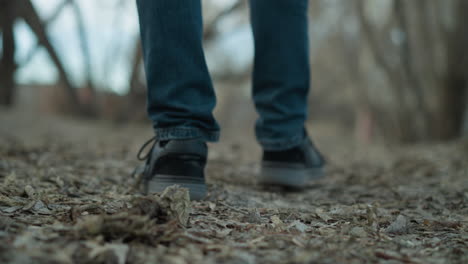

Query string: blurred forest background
1 0 468 144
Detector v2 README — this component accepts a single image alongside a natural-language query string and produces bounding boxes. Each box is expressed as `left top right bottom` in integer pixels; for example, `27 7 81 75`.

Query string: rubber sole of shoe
145 174 206 201
259 163 324 188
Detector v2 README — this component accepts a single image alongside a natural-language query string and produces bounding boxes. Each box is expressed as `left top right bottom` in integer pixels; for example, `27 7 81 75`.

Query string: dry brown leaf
349 227 367 237
288 220 309 233
87 242 129 264
159 185 191 227
386 215 408 234
315 208 332 222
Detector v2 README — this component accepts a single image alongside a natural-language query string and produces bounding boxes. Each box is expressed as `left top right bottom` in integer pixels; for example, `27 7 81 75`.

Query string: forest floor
0 110 467 264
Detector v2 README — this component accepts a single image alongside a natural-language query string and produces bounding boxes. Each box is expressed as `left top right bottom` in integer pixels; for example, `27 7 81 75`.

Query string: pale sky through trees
14 0 253 94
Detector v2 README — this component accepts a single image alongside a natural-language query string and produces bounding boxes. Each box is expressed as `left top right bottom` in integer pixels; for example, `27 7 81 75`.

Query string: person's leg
136 0 219 142
249 0 310 151
250 0 325 187
136 0 216 200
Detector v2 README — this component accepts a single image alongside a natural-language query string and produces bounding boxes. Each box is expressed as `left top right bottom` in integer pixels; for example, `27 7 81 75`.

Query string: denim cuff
154 127 220 142
257 132 306 151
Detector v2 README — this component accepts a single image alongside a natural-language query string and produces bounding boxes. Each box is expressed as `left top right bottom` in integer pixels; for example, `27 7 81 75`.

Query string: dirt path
0 111 467 264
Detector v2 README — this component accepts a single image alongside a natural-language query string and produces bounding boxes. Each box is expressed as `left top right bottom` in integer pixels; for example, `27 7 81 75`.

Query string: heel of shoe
259 164 324 188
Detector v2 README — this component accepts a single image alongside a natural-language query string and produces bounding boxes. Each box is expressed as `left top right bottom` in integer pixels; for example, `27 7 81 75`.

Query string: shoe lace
136 136 157 161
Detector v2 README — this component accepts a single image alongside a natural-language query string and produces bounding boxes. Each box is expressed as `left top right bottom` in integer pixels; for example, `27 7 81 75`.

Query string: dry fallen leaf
288 220 309 233
349 227 367 238
271 215 283 226
315 208 332 223
1 113 466 264
24 185 37 199
245 208 262 224
87 242 129 264
159 185 191 227
385 215 408 234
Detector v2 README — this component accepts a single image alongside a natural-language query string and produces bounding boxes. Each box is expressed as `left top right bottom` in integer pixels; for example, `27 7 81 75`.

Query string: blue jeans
136 0 310 150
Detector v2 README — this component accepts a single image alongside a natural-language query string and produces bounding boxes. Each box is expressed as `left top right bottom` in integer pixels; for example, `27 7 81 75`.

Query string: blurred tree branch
18 0 71 67
18 0 85 114
203 0 246 41
0 0 17 106
1 0 98 115
355 0 468 142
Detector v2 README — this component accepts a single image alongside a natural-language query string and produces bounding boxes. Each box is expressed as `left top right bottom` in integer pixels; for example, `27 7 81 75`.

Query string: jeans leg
249 0 310 150
136 0 219 142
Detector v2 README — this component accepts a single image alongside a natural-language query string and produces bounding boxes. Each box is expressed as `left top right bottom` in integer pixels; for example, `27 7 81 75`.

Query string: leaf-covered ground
0 111 467 264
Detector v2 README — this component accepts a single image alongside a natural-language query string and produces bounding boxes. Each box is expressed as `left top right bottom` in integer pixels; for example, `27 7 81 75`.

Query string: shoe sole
259 162 324 188
145 175 206 201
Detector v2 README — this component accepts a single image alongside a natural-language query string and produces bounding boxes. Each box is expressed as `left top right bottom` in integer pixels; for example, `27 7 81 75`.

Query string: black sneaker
259 136 325 188
137 137 207 200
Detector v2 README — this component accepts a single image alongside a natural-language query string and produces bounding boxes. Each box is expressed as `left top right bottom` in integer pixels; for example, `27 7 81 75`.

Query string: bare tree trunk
356 1 409 141
18 0 83 114
437 0 468 139
0 0 17 106
115 40 146 122
394 0 431 140
70 0 98 116
129 41 143 96
355 0 468 142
